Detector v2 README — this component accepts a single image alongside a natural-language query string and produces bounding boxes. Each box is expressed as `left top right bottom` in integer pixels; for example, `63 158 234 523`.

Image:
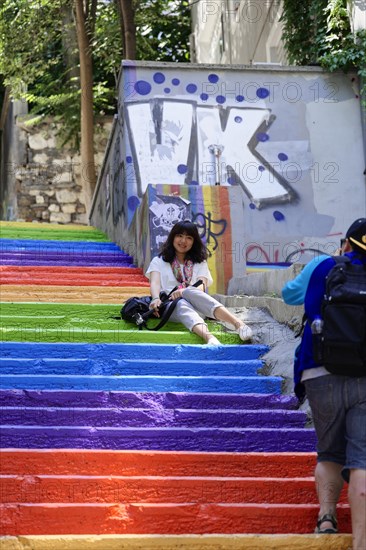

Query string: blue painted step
0 342 269 360
0 374 282 393
0 358 264 376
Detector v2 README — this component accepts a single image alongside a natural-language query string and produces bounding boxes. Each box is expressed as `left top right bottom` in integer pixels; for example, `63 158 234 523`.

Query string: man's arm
282 255 329 305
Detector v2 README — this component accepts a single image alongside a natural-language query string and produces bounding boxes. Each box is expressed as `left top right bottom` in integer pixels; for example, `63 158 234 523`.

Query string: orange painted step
0 475 348 505
0 503 351 535
0 450 317 478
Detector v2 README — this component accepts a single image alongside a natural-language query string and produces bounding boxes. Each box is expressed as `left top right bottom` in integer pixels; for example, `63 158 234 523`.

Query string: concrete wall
90 61 365 292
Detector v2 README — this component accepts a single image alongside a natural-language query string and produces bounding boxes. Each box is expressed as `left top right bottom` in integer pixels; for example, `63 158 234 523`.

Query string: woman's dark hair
160 220 208 263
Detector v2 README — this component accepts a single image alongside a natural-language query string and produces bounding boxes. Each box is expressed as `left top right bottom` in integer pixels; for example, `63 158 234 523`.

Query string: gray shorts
304 375 366 482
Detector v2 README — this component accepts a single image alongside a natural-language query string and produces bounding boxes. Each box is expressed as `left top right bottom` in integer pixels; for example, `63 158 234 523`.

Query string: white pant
168 286 222 331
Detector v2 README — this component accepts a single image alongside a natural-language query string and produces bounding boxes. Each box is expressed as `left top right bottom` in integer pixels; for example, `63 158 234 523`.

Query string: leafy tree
0 0 191 204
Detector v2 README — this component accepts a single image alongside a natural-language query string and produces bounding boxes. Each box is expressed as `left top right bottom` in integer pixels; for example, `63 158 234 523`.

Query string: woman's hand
169 288 184 301
149 297 162 317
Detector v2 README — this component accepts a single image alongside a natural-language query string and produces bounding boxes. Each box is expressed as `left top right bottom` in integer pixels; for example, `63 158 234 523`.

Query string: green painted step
0 226 110 241
0 302 239 344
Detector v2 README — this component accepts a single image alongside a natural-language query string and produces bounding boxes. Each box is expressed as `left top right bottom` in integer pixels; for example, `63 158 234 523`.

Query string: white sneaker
206 336 221 346
238 324 253 341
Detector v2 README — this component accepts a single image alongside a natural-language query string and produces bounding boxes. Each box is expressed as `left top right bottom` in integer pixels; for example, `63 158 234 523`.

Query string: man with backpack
282 218 366 549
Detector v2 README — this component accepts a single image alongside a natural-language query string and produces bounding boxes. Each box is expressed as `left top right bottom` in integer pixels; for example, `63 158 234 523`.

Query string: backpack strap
140 297 181 331
139 279 205 331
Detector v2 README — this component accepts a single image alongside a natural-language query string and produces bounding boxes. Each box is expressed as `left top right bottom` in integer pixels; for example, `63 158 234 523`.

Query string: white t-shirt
145 256 213 293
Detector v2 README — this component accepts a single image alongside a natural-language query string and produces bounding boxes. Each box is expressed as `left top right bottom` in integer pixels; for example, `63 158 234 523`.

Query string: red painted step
0 475 348 505
0 265 149 286
0 450 351 536
0 502 351 535
0 450 316 478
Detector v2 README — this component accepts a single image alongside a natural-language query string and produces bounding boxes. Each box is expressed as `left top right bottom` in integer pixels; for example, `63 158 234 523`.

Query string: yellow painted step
0 534 353 550
0 285 147 304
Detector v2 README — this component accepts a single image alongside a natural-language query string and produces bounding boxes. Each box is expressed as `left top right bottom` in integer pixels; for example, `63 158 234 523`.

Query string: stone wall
8 115 113 224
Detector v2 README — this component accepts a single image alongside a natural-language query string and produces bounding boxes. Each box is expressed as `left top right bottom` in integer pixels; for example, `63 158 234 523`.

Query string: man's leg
315 461 344 530
348 468 366 550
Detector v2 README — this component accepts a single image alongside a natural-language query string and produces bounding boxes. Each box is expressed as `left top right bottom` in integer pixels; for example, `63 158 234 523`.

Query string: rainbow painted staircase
0 222 352 549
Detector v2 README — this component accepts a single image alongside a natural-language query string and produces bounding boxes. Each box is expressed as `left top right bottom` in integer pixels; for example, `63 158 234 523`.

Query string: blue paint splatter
153 72 165 84
273 211 285 221
172 78 180 86
200 93 209 101
278 153 288 161
257 132 270 142
258 165 265 172
134 80 152 96
186 83 197 94
249 203 256 210
216 95 226 104
236 95 244 102
257 87 270 99
177 164 188 174
126 156 133 164
128 196 140 210
234 116 242 123
164 87 171 94
208 74 219 83
189 180 199 185
227 176 237 185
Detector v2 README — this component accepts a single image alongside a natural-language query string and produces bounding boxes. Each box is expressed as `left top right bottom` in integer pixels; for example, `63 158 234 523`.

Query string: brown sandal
315 513 338 534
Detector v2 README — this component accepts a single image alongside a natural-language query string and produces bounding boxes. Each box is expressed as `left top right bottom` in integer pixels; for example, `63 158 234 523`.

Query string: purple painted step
0 251 132 260
0 425 317 452
0 407 307 428
0 259 135 267
0 390 298 410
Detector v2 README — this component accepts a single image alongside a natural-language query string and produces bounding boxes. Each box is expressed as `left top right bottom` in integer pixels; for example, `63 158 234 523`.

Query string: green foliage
0 0 191 147
280 0 329 65
281 0 366 105
281 0 365 72
136 0 191 62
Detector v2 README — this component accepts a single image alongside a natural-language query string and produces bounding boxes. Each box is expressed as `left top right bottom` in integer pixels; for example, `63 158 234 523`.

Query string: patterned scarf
171 257 193 288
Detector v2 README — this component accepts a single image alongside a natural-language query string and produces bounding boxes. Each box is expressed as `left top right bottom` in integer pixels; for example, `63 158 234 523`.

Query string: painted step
0 324 251 342
1 474 347 505
0 407 306 428
0 228 110 241
0 374 282 393
1 342 268 360
0 265 144 275
0 534 354 550
0 252 138 269
0 239 123 250
0 451 317 477
0 285 154 303
0 275 149 286
0 390 298 411
0 502 350 535
0 357 265 376
0 221 97 231
0 425 316 451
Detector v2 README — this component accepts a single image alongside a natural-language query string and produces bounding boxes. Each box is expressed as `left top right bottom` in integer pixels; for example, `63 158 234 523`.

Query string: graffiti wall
90 62 365 292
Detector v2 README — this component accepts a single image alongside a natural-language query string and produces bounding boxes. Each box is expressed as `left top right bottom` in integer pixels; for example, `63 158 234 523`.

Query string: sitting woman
146 219 252 346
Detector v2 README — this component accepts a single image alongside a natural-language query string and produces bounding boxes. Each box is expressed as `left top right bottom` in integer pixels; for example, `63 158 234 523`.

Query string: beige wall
191 0 286 65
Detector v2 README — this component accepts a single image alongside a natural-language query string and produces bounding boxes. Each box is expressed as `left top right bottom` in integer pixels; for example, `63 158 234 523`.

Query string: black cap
346 218 366 253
